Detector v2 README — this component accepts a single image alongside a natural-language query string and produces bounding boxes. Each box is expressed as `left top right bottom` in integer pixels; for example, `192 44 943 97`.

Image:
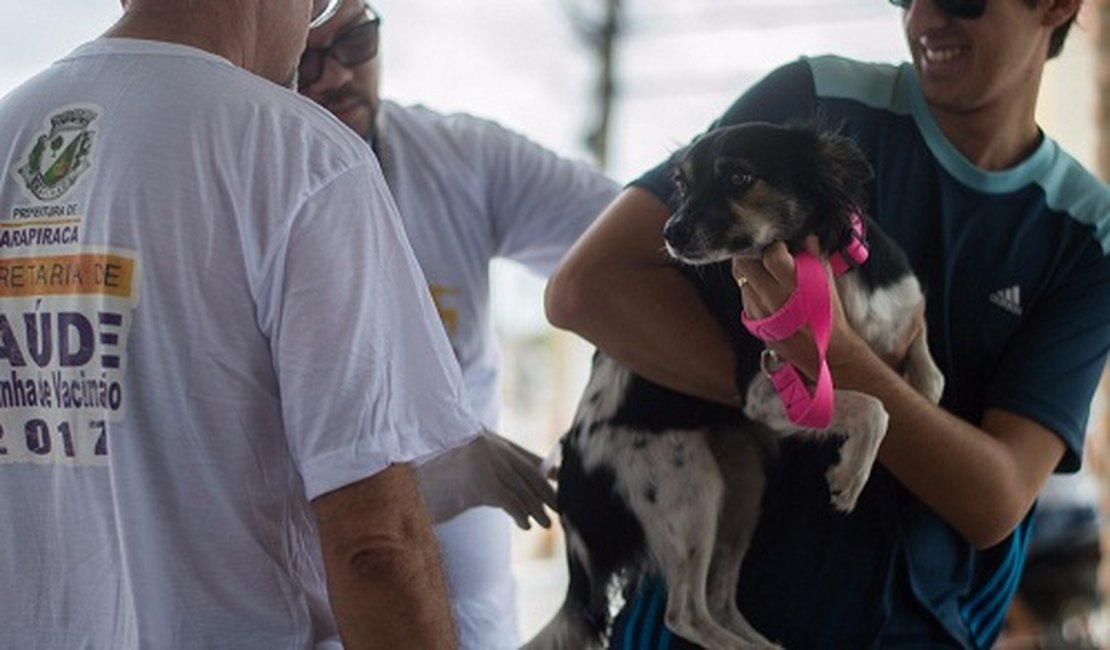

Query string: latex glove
415 430 556 530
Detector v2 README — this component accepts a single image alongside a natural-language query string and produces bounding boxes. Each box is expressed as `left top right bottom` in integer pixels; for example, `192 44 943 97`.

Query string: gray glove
415 430 557 530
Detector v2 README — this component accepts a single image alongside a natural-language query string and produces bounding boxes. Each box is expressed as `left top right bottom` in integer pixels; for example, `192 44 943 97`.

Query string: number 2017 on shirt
0 418 108 465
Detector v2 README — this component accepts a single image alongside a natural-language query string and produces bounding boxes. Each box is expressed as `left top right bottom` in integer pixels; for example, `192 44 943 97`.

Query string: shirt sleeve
268 160 482 500
986 239 1110 470
476 118 621 277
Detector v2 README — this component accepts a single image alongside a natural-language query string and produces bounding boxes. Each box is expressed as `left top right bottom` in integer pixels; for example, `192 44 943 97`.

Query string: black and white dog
524 123 944 650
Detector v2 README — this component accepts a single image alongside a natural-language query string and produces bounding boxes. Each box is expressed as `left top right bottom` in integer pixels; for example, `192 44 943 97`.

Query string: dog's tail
521 528 609 650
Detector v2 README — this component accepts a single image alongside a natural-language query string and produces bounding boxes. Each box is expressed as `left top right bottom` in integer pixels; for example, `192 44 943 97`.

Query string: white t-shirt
0 39 479 649
376 101 619 648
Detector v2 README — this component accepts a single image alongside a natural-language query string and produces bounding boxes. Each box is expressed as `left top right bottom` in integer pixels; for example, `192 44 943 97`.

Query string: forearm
546 187 742 407
314 464 456 649
832 338 1065 548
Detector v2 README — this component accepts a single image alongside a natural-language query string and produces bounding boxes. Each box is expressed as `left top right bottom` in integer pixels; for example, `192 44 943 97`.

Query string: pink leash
739 214 870 429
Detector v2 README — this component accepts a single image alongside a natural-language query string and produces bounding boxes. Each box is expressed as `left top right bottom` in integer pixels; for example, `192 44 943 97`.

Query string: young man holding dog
298 1 620 647
545 0 1109 647
0 0 528 646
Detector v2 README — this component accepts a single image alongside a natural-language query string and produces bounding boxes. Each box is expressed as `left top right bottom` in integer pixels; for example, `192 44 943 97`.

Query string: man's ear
1041 0 1080 30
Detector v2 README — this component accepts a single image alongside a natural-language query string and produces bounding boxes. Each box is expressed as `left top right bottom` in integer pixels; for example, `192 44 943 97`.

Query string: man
299 2 620 647
545 0 1109 647
0 0 489 646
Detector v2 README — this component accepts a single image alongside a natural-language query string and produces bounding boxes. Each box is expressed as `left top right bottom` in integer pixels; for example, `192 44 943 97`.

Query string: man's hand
732 237 922 377
416 431 557 530
733 238 851 379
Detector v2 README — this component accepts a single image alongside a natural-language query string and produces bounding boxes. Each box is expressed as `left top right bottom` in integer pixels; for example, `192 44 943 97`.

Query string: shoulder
220 77 372 172
190 75 377 199
805 55 907 110
380 101 602 191
1039 145 1110 255
381 100 529 151
123 39 374 174
715 56 907 130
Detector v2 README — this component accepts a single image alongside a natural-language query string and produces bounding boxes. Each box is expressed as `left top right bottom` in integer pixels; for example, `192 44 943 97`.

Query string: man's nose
309 53 354 93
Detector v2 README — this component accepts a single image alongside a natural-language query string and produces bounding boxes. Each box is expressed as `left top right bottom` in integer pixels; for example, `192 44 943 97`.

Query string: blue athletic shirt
611 56 1110 649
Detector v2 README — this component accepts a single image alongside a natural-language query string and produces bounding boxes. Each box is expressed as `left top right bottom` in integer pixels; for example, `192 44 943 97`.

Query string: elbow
347 537 426 584
960 494 1035 551
326 529 429 591
965 522 1015 551
544 261 590 333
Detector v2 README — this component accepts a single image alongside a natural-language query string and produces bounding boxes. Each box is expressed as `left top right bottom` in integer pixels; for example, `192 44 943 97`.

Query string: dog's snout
663 217 692 250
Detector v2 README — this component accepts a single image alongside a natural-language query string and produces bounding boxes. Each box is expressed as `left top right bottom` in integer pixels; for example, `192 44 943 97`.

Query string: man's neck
104 6 253 75
926 62 1046 172
933 105 1043 171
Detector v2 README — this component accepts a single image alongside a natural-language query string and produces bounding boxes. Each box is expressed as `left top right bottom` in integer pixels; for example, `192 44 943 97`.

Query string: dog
524 123 945 649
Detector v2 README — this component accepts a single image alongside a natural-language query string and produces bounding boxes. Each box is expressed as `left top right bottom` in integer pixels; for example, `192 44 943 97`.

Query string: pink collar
738 212 870 429
828 212 869 276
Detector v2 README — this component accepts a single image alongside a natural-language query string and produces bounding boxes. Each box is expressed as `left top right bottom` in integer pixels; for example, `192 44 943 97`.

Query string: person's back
0 32 472 648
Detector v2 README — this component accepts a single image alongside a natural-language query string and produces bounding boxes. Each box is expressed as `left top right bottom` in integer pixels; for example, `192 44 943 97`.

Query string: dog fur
525 123 944 650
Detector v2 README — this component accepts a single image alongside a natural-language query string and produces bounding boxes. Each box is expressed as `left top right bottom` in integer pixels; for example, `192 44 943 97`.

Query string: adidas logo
990 285 1023 316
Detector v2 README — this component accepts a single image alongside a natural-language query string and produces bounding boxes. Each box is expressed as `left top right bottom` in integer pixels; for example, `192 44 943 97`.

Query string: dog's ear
814 131 874 222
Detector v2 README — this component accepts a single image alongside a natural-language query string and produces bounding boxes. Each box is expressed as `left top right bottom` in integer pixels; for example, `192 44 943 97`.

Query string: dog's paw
920 368 945 405
826 463 868 513
904 333 945 405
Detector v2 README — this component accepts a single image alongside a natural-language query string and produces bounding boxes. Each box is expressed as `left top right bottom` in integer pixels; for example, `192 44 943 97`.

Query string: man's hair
1027 0 1083 59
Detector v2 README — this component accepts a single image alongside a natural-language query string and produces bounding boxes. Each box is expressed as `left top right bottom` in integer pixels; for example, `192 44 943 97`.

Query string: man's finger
506 458 558 511
733 257 774 317
493 454 556 521
762 241 797 288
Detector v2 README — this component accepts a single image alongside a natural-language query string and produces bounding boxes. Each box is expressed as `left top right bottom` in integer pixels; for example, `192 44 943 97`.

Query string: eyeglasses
887 0 987 19
298 8 381 89
310 0 342 29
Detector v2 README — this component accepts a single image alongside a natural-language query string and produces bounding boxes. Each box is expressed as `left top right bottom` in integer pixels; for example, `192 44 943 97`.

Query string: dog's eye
673 176 689 197
730 173 755 190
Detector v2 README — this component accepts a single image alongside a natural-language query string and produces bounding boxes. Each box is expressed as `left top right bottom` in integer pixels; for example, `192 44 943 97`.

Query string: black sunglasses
888 0 987 19
298 8 382 89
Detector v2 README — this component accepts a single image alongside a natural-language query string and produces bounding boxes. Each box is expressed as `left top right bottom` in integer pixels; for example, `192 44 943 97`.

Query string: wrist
828 332 885 390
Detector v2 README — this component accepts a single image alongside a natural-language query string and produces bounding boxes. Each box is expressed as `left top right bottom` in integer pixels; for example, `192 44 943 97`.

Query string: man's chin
337 103 378 142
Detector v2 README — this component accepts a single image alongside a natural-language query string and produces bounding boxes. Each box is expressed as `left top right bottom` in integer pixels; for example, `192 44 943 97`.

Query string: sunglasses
310 0 342 29
888 0 987 19
299 8 382 89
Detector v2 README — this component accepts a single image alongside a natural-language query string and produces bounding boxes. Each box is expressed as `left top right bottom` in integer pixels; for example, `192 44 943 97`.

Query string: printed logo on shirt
0 249 139 468
4 105 99 250
13 105 99 203
429 284 460 337
0 207 81 250
989 285 1023 317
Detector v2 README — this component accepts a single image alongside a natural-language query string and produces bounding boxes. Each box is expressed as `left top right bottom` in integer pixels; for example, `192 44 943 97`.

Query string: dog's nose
663 217 692 250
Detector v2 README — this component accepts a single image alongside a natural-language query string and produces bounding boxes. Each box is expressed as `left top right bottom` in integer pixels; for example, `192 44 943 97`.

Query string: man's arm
860 362 1065 548
461 113 619 276
545 187 743 407
549 188 1067 549
313 463 456 649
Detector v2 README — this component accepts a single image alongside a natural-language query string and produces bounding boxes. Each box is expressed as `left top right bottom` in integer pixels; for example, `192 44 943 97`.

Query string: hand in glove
415 430 557 530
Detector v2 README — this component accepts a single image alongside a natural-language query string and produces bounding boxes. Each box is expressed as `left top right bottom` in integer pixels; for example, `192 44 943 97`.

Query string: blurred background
4 1 1107 646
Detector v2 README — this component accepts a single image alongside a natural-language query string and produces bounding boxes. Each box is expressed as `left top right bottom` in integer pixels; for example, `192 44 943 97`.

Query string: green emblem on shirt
17 106 98 202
